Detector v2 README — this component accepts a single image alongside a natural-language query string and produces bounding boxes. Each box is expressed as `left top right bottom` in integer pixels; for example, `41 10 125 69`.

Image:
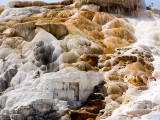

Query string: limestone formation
74 0 146 16
0 0 157 120
37 23 68 39
11 22 37 41
147 7 160 15
7 1 47 8
0 7 46 20
0 5 4 14
0 71 103 119
98 47 155 119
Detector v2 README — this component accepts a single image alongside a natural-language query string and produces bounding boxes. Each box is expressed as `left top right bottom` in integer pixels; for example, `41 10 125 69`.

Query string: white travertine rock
30 29 66 72
0 7 46 20
57 51 79 64
10 61 40 86
1 71 103 106
37 71 103 101
64 34 103 55
32 28 58 44
7 1 46 8
81 4 100 12
33 41 65 71
58 67 79 74
141 113 160 120
0 0 153 120
33 32 103 72
0 71 103 119
0 48 12 59
0 65 17 92
118 18 135 33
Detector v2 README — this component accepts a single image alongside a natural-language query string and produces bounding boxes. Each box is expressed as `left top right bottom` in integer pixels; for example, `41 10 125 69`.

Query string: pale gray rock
141 113 160 120
0 7 46 20
10 114 24 120
0 65 17 92
34 42 55 65
0 71 103 119
10 61 40 86
31 29 58 44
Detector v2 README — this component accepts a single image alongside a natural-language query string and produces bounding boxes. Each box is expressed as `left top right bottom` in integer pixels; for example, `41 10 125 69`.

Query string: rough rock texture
0 71 103 120
7 1 47 8
0 7 46 20
0 0 154 120
147 7 160 15
74 0 146 16
98 47 155 119
71 99 105 120
0 5 4 14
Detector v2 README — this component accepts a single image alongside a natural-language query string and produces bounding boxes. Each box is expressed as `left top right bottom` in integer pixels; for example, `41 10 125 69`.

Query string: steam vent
1 0 160 120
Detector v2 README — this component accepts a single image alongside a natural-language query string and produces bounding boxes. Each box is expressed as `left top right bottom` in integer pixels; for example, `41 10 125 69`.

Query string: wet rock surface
0 0 155 120
97 47 155 119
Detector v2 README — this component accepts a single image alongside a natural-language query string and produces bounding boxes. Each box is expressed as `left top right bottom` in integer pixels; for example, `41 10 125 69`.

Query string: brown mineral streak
0 0 155 120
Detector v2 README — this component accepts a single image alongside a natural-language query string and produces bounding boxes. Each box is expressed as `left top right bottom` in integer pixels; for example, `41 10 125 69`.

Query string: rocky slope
0 0 158 120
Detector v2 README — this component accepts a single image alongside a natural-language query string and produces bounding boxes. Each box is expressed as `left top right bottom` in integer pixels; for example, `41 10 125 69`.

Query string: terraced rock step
0 0 156 120
71 99 105 120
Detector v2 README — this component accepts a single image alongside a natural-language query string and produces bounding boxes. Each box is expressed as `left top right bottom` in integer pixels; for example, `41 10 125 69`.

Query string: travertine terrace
0 0 159 120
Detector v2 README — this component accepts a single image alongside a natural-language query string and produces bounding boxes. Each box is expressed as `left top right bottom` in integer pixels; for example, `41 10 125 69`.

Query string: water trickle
102 5 160 120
